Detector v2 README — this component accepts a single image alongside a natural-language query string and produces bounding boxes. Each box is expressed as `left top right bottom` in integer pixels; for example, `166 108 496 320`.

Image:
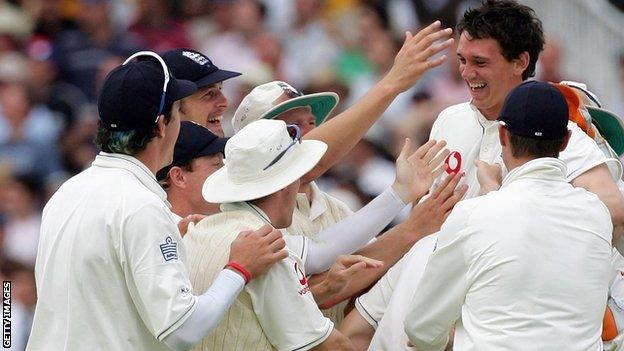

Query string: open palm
393 138 449 203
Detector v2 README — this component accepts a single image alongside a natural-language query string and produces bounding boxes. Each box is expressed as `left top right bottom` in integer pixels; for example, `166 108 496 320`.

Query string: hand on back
229 224 288 280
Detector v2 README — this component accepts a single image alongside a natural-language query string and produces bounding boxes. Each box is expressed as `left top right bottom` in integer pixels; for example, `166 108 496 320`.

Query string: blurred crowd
0 0 623 349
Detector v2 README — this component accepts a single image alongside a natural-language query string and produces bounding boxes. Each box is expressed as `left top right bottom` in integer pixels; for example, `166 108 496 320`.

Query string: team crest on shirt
445 151 462 174
295 262 310 295
160 236 178 261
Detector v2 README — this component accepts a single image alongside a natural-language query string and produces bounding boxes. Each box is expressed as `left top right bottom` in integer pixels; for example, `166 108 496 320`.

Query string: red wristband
225 261 252 284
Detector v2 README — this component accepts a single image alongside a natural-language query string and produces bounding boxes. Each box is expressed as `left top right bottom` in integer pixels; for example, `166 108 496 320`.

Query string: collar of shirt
221 201 277 228
295 181 327 221
469 101 499 130
501 157 567 189
91 152 171 207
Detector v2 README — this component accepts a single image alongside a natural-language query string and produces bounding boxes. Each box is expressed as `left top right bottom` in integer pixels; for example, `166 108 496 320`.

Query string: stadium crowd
1 0 624 350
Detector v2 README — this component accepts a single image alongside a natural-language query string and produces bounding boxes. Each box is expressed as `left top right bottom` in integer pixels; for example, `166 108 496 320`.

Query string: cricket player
156 121 229 220
162 48 239 137
27 52 288 351
340 1 624 349
405 80 613 350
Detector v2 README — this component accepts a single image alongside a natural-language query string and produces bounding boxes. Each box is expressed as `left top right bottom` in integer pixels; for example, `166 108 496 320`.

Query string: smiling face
457 32 525 120
179 82 228 136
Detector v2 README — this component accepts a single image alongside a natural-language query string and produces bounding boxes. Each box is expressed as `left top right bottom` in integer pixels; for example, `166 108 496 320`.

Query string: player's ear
155 114 167 138
169 166 187 188
513 52 530 78
498 124 508 147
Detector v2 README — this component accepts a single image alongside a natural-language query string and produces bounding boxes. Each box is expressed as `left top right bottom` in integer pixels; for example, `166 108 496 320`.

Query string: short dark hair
96 107 173 156
508 133 565 158
457 0 545 80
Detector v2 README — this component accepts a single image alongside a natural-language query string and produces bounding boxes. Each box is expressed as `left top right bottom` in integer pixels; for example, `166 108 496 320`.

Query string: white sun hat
203 119 327 203
231 80 339 132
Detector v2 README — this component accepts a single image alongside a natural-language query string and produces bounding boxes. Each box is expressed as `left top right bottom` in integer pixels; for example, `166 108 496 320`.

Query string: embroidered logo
160 236 178 261
445 151 462 174
295 262 311 295
182 51 209 66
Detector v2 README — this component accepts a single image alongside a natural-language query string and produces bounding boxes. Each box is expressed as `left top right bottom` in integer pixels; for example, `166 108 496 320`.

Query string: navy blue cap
98 59 196 131
156 121 229 181
162 48 241 89
498 80 569 140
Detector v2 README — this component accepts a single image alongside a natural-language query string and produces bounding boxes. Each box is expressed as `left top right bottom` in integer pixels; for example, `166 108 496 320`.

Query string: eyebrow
457 53 489 61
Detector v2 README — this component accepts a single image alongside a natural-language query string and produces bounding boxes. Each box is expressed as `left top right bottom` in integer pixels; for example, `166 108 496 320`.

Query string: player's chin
205 118 224 136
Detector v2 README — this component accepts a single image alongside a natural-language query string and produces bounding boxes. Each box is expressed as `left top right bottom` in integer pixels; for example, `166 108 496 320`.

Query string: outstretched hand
309 255 383 308
381 21 454 94
393 138 449 203
404 171 468 238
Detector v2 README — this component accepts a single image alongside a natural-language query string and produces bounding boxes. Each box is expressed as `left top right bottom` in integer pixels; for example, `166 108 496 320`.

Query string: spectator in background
26 36 88 130
200 0 265 102
128 0 192 52
279 0 341 89
537 35 565 83
53 0 139 101
0 62 63 182
0 174 42 268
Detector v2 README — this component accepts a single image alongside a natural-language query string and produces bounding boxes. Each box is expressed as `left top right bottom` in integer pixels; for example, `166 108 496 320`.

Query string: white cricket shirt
184 202 333 351
405 158 613 351
356 101 620 350
355 234 437 350
27 153 197 351
288 181 354 324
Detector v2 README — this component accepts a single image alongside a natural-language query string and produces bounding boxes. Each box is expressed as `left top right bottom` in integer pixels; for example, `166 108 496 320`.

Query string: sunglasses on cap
122 51 171 124
277 82 303 99
263 124 302 171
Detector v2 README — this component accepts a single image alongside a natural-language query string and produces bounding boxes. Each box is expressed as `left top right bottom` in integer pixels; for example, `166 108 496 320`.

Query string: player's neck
505 156 537 173
168 193 194 219
250 195 289 229
134 144 165 176
480 103 503 121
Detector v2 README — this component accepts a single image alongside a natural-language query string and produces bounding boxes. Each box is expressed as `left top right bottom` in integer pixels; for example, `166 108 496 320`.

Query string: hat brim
202 140 327 203
588 106 624 156
194 69 242 88
261 92 339 126
170 79 198 101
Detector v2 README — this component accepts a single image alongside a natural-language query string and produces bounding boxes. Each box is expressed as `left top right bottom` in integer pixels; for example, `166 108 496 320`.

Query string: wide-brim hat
203 119 327 203
261 92 338 126
587 107 624 156
232 81 338 132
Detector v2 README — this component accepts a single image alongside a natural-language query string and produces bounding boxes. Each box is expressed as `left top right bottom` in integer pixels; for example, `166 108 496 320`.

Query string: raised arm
301 21 454 184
